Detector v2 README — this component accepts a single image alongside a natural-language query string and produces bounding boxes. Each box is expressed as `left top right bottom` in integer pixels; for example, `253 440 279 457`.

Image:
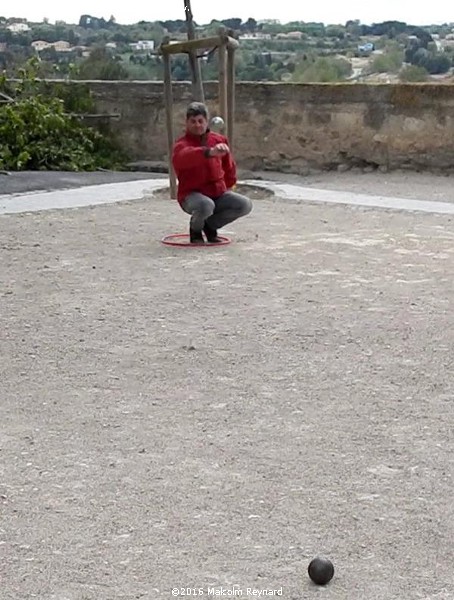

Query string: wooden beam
160 35 239 55
163 52 177 199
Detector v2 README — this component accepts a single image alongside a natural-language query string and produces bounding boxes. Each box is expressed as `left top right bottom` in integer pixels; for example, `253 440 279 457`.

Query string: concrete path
1 172 454 216
247 180 454 215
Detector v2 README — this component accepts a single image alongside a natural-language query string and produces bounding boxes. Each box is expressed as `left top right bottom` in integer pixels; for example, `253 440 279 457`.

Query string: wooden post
184 0 204 101
218 50 227 120
163 50 177 199
227 46 236 147
218 28 227 120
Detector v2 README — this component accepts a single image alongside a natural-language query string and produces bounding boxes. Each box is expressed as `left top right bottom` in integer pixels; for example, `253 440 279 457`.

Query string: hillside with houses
1 15 454 83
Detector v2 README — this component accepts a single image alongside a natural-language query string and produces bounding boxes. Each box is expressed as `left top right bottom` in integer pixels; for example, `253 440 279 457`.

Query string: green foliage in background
75 47 129 80
399 64 429 82
0 59 126 171
370 49 404 73
293 55 352 82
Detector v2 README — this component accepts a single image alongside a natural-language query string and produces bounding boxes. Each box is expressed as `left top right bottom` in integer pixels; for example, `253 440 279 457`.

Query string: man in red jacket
172 102 252 244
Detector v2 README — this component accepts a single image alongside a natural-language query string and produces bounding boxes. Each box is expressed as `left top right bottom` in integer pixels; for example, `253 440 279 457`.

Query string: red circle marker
161 233 232 247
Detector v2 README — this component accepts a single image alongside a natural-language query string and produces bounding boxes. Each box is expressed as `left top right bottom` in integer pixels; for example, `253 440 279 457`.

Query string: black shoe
203 224 222 243
190 228 205 244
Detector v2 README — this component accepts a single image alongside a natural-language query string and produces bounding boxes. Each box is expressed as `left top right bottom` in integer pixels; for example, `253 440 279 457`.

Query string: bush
75 47 130 80
399 65 429 82
425 54 451 74
370 50 403 73
0 59 126 171
293 56 352 82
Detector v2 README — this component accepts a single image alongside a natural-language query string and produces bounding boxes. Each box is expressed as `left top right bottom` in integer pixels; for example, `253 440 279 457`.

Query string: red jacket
172 130 237 204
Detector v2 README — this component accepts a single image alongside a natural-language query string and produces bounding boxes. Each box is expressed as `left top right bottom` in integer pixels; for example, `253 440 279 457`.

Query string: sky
3 0 454 27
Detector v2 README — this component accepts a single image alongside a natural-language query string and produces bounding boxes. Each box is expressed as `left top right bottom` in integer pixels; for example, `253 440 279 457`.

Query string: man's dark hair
186 101 208 119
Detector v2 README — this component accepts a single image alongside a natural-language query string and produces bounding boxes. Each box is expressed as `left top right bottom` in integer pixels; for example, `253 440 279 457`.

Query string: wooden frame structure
159 31 239 199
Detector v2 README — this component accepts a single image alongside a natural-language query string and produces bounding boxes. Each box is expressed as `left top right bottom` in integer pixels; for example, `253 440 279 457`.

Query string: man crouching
172 102 252 244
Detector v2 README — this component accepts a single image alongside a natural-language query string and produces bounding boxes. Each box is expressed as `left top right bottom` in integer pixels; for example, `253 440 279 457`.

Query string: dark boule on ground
308 557 335 585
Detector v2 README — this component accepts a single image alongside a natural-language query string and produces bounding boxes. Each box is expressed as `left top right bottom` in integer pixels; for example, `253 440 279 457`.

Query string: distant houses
31 40 52 52
31 40 90 57
239 33 272 41
7 22 30 33
129 40 155 51
276 31 304 40
36 40 72 52
31 40 72 52
29 38 155 56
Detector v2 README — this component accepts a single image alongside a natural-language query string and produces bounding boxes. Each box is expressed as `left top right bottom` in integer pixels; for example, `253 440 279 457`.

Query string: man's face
186 114 208 136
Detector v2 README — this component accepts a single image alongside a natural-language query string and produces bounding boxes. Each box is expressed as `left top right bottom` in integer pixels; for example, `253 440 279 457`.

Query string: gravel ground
1 185 453 600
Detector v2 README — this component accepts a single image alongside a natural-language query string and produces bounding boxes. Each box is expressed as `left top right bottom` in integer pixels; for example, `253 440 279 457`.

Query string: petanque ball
210 116 225 132
308 557 334 585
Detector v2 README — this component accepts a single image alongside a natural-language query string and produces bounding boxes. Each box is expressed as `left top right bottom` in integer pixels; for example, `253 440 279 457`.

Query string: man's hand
209 143 230 157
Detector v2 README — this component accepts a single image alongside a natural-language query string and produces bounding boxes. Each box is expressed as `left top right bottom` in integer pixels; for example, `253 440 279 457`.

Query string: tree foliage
405 42 452 74
75 47 129 80
293 56 352 82
0 59 126 170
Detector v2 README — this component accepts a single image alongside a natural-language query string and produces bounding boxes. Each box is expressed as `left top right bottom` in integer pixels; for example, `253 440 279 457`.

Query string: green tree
293 56 352 82
158 20 186 33
11 32 32 46
370 49 403 73
0 28 13 43
220 18 242 31
425 53 451 74
243 18 257 32
31 26 58 43
67 29 80 46
408 45 451 74
170 55 190 81
204 20 225 35
412 47 430 67
345 19 362 38
0 59 125 170
325 25 345 39
76 47 129 79
1 44 34 76
124 61 158 80
112 31 133 43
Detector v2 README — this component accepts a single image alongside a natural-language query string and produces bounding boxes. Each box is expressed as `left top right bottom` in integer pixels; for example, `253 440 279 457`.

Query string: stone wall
75 80 454 173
